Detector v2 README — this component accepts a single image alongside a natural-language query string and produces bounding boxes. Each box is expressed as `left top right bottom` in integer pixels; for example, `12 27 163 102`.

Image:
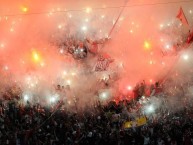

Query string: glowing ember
32 51 41 62
21 6 28 12
144 41 151 50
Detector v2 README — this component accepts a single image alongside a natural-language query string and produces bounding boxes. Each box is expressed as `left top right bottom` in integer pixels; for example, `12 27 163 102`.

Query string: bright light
101 92 108 100
58 25 62 29
85 7 92 13
81 26 87 31
67 80 71 85
101 15 105 18
147 105 154 112
30 83 35 87
21 7 28 12
33 53 39 60
120 17 124 21
99 90 111 101
4 66 8 70
24 94 29 101
63 71 67 75
146 105 155 113
149 60 153 65
32 51 40 62
160 38 164 42
119 62 124 68
60 49 64 54
190 10 192 14
40 62 45 67
50 97 56 103
85 18 89 22
165 44 170 49
159 24 164 28
71 72 76 76
68 14 72 18
183 54 189 60
112 19 115 24
26 77 31 81
127 86 132 90
144 41 151 50
130 29 133 33
0 43 4 48
10 28 14 32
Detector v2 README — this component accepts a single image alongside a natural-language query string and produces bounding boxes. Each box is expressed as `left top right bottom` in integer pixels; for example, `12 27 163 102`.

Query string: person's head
98 55 105 61
155 82 159 87
57 85 61 89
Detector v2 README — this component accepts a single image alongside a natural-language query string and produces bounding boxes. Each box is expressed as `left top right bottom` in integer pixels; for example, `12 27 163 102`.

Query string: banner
136 116 147 126
176 7 189 26
124 116 147 129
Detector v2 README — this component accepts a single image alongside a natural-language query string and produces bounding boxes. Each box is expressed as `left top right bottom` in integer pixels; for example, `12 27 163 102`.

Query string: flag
124 116 147 129
124 121 132 128
176 7 189 26
95 59 111 71
94 54 114 71
136 116 147 126
187 31 193 44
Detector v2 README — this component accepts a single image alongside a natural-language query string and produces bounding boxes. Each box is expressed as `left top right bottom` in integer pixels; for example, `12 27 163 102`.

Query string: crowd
55 35 109 60
0 84 193 145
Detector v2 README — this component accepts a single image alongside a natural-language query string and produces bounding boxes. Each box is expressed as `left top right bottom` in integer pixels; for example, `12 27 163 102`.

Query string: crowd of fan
55 35 107 59
0 92 193 145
